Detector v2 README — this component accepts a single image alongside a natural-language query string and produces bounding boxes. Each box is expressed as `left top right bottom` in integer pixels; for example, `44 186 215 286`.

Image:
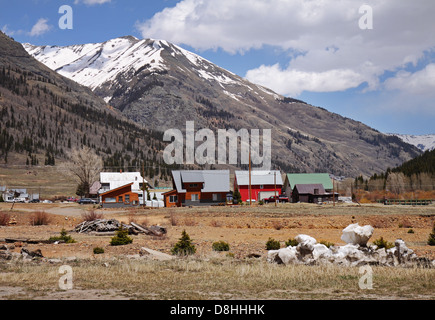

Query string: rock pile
267 223 434 268
0 244 45 261
74 219 167 237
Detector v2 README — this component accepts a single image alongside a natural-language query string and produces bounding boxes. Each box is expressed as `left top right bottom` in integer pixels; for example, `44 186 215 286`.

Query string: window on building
125 194 130 203
189 184 198 188
105 197 116 203
260 185 264 189
314 189 319 195
118 196 123 202
212 193 220 201
169 195 178 203
191 194 199 201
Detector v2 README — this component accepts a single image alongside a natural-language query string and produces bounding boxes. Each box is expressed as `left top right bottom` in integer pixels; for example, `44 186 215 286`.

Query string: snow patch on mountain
23 37 166 91
389 133 435 152
23 36 280 103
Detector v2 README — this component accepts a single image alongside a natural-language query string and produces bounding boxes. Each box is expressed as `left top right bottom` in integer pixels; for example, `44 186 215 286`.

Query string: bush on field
428 222 435 246
0 212 10 226
285 238 298 247
110 226 133 246
171 230 196 256
212 240 230 252
49 229 76 243
93 247 105 254
30 211 51 226
265 238 281 250
82 210 103 221
372 237 394 249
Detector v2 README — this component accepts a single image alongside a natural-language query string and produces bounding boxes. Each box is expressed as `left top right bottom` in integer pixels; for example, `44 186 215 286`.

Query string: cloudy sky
1 0 435 135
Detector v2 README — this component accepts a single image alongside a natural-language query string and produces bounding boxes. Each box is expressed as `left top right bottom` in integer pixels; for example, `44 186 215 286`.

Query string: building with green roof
283 173 333 199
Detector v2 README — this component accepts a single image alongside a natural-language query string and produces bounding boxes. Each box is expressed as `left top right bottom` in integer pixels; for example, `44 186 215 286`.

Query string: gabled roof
100 172 147 183
235 170 283 186
286 173 333 190
294 184 326 195
172 170 230 193
100 183 133 196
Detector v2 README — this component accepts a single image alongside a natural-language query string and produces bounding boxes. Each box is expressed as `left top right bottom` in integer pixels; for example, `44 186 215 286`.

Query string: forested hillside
0 31 180 187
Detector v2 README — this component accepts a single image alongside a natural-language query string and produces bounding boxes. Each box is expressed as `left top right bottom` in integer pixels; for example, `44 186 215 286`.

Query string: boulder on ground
341 223 374 246
267 223 434 268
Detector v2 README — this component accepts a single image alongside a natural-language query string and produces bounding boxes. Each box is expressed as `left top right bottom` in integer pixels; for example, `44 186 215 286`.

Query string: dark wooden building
292 184 337 204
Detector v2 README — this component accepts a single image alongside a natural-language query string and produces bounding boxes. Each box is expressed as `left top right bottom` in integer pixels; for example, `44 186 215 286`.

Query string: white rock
341 223 374 246
295 234 317 246
139 247 174 261
312 243 331 261
277 247 298 264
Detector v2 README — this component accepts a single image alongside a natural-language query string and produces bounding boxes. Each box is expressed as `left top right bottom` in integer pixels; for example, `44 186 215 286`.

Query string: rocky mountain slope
23 36 421 177
389 134 435 152
0 32 175 184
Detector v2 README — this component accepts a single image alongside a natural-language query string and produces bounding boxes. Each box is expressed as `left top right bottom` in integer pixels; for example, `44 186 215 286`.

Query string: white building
98 172 149 204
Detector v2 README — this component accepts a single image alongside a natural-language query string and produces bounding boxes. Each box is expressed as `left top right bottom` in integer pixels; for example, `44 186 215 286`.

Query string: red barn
234 170 283 202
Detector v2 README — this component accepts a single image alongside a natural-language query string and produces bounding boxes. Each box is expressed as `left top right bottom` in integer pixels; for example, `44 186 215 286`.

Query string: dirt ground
1 202 435 260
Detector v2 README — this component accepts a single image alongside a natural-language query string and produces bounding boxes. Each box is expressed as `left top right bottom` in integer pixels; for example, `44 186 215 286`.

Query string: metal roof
286 173 333 190
180 171 205 183
235 170 283 186
172 170 230 193
294 184 326 195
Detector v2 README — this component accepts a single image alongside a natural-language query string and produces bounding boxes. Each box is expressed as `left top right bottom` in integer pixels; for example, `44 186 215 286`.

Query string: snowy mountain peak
389 133 435 152
23 37 167 90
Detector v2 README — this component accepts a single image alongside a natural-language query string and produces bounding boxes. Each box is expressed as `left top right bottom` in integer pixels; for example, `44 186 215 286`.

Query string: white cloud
29 18 52 37
384 64 435 96
137 0 435 97
246 64 366 97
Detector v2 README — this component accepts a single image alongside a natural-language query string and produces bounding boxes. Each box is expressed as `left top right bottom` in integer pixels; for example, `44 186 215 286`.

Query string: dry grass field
0 202 434 300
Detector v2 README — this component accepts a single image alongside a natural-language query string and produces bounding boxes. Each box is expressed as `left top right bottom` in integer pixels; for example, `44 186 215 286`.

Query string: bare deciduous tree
59 146 103 197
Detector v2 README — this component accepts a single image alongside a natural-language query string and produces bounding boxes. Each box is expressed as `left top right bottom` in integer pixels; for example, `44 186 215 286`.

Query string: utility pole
274 171 277 207
249 148 252 206
142 161 146 209
333 177 335 207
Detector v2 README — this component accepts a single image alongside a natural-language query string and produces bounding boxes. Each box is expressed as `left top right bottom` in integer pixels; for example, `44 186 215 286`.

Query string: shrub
171 230 196 256
319 240 335 248
30 211 51 226
212 240 230 252
93 247 105 254
0 212 10 226
407 229 414 234
285 238 299 247
372 237 394 249
428 223 435 246
81 210 103 221
265 238 281 250
49 229 76 243
110 226 133 246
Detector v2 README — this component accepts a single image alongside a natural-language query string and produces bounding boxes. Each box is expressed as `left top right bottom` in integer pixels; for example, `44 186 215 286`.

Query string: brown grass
81 210 104 222
0 256 433 300
29 211 51 226
0 212 10 226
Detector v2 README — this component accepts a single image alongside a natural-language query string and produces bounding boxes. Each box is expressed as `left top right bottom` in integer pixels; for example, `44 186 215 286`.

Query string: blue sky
2 0 435 135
